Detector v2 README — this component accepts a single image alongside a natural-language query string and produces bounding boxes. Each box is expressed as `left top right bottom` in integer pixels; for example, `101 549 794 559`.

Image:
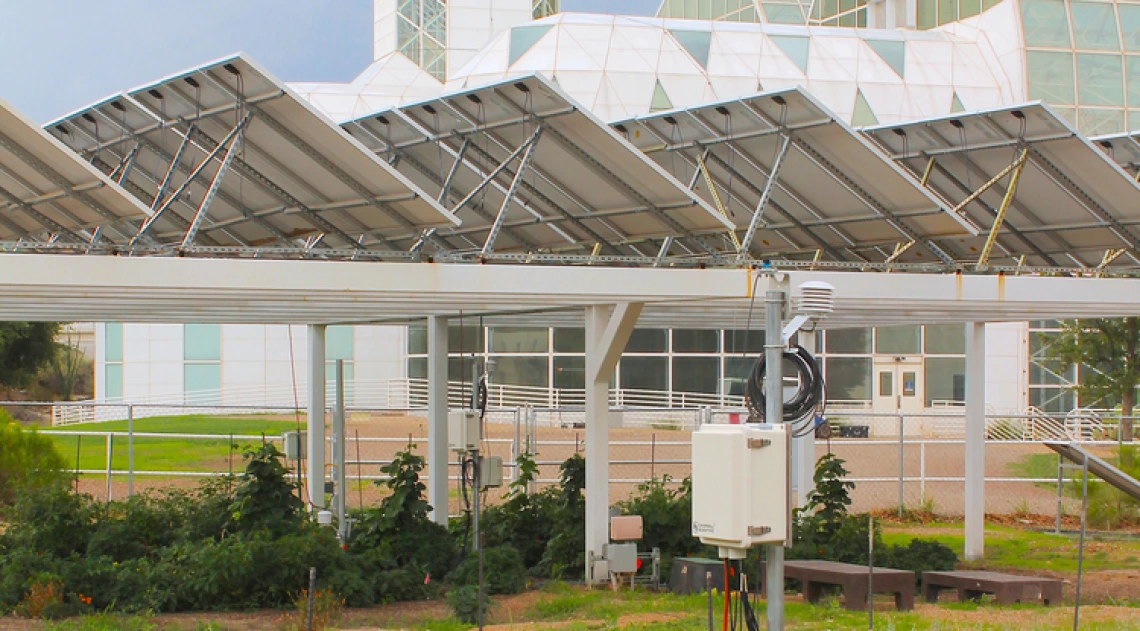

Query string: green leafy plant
228 443 303 536
536 454 587 579
446 585 488 625
480 453 553 568
615 475 701 578
447 545 528 595
0 416 68 506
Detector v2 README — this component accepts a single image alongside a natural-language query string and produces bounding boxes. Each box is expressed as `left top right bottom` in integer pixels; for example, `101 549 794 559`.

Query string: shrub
228 443 303 536
480 453 553 568
536 454 586 579
879 538 957 577
615 475 702 578
446 585 486 625
447 546 528 595
0 417 68 506
277 588 344 631
1082 445 1140 529
15 575 62 619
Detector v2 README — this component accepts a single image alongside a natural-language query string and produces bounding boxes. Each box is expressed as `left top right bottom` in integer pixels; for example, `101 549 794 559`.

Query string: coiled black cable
744 345 824 422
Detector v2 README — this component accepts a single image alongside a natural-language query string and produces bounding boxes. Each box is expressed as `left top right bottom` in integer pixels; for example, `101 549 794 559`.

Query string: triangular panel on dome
669 29 713 69
863 37 906 78
651 79 674 112
768 34 810 74
510 25 554 66
852 90 879 126
951 92 966 113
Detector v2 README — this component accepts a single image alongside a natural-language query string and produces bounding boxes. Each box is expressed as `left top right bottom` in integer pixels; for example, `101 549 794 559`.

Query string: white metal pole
584 304 609 585
794 329 817 507
964 322 986 560
427 316 449 525
105 433 113 502
127 404 134 497
333 359 347 540
307 324 327 509
764 290 785 631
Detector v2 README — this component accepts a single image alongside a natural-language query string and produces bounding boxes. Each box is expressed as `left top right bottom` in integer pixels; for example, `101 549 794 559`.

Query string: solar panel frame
342 74 735 257
0 97 152 245
45 54 459 254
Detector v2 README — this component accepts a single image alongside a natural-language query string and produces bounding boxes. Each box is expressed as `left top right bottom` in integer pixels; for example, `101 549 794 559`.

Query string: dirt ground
75 413 1088 516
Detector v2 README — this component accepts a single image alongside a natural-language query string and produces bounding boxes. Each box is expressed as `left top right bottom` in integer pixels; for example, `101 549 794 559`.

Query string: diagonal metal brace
736 133 790 263
482 127 543 254
976 149 1028 268
695 152 741 252
181 126 244 247
953 149 1027 216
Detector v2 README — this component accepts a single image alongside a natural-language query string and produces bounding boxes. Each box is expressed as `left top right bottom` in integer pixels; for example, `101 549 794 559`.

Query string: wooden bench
922 571 1063 606
784 560 914 611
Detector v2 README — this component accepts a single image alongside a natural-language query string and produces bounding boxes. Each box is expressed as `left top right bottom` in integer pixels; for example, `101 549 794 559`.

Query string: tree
0 409 68 505
0 323 60 389
48 332 87 401
1048 318 1140 442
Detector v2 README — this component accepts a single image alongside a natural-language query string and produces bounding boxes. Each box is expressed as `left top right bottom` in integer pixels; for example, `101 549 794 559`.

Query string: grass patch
883 523 1140 572
42 415 300 474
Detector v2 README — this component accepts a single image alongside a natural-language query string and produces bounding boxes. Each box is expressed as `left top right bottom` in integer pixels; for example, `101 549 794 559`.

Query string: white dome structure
442 12 1020 125
289 52 443 123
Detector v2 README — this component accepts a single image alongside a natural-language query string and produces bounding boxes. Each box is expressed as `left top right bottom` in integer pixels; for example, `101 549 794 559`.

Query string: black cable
744 345 824 422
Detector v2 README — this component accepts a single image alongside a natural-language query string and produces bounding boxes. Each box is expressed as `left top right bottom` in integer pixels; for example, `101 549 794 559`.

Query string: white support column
307 324 327 509
965 322 986 560
427 316 449 525
584 302 643 584
794 329 818 508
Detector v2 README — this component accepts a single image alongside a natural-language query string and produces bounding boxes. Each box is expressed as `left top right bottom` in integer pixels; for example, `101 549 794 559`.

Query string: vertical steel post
105 433 113 502
333 360 347 540
920 442 926 504
1074 454 1089 631
964 322 986 560
127 405 135 497
898 412 905 517
764 289 785 631
584 305 610 584
1056 454 1064 534
427 316 449 525
307 324 327 509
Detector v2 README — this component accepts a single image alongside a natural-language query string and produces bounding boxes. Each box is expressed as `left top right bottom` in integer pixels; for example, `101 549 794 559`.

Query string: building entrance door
872 356 924 413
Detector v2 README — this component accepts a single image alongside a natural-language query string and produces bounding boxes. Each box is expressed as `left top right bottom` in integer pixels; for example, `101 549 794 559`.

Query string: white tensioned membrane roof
614 87 976 264
342 74 733 256
46 55 458 252
0 98 152 244
864 103 1140 270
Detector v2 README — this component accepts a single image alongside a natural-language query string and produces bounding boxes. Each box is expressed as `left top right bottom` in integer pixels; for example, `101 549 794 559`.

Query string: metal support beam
794 329 817 508
0 183 82 242
109 143 141 185
332 360 347 540
737 134 791 262
152 124 195 210
1096 248 1128 276
584 302 643 584
427 316 449 525
964 322 986 560
977 150 1027 268
695 152 741 251
452 126 544 216
951 150 1026 216
181 126 244 247
884 240 916 264
764 290 786 631
1026 147 1140 251
307 324 327 509
920 156 936 187
482 128 542 254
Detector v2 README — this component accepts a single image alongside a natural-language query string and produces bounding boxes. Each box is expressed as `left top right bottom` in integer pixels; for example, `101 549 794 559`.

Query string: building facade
93 0 1139 414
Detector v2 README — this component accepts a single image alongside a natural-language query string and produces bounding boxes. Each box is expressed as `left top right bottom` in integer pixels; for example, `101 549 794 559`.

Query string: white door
872 356 924 413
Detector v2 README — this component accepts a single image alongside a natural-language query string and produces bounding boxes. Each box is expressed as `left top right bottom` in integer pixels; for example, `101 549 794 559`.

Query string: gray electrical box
449 410 481 452
479 455 503 489
282 431 307 460
606 542 639 574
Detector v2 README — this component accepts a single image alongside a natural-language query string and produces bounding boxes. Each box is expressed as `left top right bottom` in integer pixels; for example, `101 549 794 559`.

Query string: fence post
919 441 926 505
898 412 905 518
127 405 135 497
1056 453 1063 534
105 433 114 503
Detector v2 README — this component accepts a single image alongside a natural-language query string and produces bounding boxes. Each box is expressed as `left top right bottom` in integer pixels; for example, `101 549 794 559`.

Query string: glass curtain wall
397 0 448 81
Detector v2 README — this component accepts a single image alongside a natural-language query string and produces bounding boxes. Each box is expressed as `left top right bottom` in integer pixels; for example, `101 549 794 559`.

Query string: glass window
673 357 720 394
448 325 484 354
724 330 765 354
509 25 552 65
489 327 548 353
1070 2 1120 50
105 322 123 362
1020 0 1072 47
1078 108 1126 135
407 325 427 355
325 362 355 405
1121 5 1140 51
826 328 872 354
723 357 754 398
924 323 965 354
1132 109 1140 131
184 363 221 404
448 357 477 383
960 0 981 19
1027 50 1076 105
763 2 807 23
1030 387 1076 414
105 363 123 401
553 328 585 353
620 357 668 391
917 0 937 29
184 324 221 361
673 329 719 353
1077 54 1124 106
1030 359 1076 385
938 0 959 25
626 329 667 353
875 325 921 355
670 29 712 68
408 357 427 380
879 371 893 396
1128 56 1140 106
825 357 872 401
554 356 585 390
326 326 354 361
491 356 548 388
925 357 966 405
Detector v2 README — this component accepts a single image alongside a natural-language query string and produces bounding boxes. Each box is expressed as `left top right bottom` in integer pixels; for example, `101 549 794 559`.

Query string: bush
446 585 486 625
535 454 586 579
879 539 957 577
228 443 303 536
447 546 528 595
615 475 702 578
0 417 68 506
1083 445 1140 529
480 453 553 568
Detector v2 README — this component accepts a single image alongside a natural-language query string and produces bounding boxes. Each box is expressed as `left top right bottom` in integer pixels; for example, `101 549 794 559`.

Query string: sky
0 0 660 123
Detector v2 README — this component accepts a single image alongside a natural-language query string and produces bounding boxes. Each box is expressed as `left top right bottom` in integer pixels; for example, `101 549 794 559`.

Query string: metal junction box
691 423 788 555
448 410 481 453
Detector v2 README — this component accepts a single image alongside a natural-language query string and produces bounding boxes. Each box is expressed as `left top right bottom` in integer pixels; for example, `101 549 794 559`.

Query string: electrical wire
744 344 824 423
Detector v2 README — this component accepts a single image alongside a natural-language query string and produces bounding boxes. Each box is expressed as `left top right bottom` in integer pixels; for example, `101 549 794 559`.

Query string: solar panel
1092 131 1140 180
614 88 975 265
864 103 1140 270
0 97 152 245
342 74 734 258
46 54 458 253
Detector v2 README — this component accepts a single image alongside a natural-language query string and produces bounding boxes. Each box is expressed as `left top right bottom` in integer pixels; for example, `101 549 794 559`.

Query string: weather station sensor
449 409 481 453
691 423 789 557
